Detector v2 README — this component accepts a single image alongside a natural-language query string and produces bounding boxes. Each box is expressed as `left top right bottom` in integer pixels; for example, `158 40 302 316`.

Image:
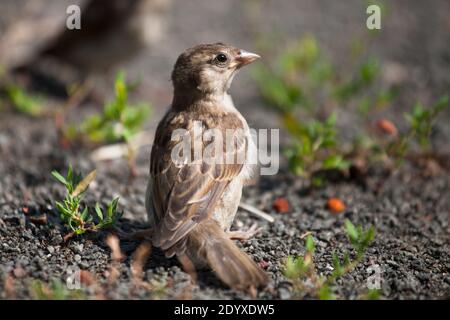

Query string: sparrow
145 43 268 291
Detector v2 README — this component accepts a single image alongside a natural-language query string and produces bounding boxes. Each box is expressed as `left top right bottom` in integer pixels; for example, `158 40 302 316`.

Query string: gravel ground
0 111 449 300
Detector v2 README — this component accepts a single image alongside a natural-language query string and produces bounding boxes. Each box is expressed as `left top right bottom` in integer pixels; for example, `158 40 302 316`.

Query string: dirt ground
0 0 449 299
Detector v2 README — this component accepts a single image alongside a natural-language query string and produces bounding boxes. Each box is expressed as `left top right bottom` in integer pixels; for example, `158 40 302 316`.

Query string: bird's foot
227 223 262 241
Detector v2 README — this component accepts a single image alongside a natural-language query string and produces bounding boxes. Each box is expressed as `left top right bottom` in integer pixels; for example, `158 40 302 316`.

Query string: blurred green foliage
252 35 390 178
404 96 449 150
4 84 43 116
67 71 151 144
0 66 44 116
284 112 349 178
30 279 85 300
386 96 449 159
252 35 334 113
252 35 448 180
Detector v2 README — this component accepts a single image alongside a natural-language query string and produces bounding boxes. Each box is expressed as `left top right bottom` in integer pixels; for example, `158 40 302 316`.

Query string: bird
145 43 269 291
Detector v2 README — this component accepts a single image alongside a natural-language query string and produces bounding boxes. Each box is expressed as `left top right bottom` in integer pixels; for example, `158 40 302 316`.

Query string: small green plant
333 57 380 102
282 220 376 299
30 279 85 300
77 71 150 144
149 278 169 299
284 112 350 180
252 35 393 180
252 36 390 114
404 96 449 151
4 84 43 116
51 164 122 236
361 288 382 300
252 35 333 113
385 96 449 159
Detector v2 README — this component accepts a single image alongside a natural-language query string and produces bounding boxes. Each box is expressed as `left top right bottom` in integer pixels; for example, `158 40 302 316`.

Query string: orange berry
273 197 290 213
376 119 397 135
327 198 346 214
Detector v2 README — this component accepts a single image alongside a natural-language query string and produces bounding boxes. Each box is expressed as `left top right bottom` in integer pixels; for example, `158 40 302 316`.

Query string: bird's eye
215 53 228 63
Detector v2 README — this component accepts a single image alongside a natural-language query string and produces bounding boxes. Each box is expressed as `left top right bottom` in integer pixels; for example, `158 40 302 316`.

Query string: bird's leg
227 223 262 241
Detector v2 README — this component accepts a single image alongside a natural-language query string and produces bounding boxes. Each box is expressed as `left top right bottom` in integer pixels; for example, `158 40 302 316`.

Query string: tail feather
186 220 268 291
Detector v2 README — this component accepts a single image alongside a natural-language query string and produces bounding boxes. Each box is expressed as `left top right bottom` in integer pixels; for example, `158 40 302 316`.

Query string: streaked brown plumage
146 43 268 291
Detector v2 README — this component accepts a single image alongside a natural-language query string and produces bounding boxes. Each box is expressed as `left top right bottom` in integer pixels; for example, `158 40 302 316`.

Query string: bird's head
171 43 260 97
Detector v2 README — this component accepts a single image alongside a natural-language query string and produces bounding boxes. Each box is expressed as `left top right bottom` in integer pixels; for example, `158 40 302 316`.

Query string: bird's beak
235 50 261 68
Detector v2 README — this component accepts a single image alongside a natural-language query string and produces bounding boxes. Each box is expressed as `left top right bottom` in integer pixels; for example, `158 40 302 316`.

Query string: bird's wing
150 111 247 256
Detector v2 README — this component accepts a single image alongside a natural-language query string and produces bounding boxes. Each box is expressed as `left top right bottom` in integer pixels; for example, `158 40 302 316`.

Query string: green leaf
122 127 132 142
332 252 341 272
359 57 379 85
67 217 76 231
74 228 85 235
431 95 449 114
322 155 350 170
365 289 381 300
122 104 150 131
311 175 325 187
358 96 372 116
283 256 303 279
115 71 127 105
318 284 335 300
345 219 358 242
305 235 315 253
67 165 73 185
108 197 120 218
357 225 363 238
326 112 337 126
103 101 120 121
51 171 67 186
95 203 103 220
343 251 351 266
6 85 43 116
80 207 89 221
363 226 376 245
55 201 69 216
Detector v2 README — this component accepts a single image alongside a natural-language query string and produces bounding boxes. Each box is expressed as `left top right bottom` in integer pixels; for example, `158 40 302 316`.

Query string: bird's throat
172 88 233 112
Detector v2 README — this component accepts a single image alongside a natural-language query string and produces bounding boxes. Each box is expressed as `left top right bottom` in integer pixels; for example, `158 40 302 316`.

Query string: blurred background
1 0 449 130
